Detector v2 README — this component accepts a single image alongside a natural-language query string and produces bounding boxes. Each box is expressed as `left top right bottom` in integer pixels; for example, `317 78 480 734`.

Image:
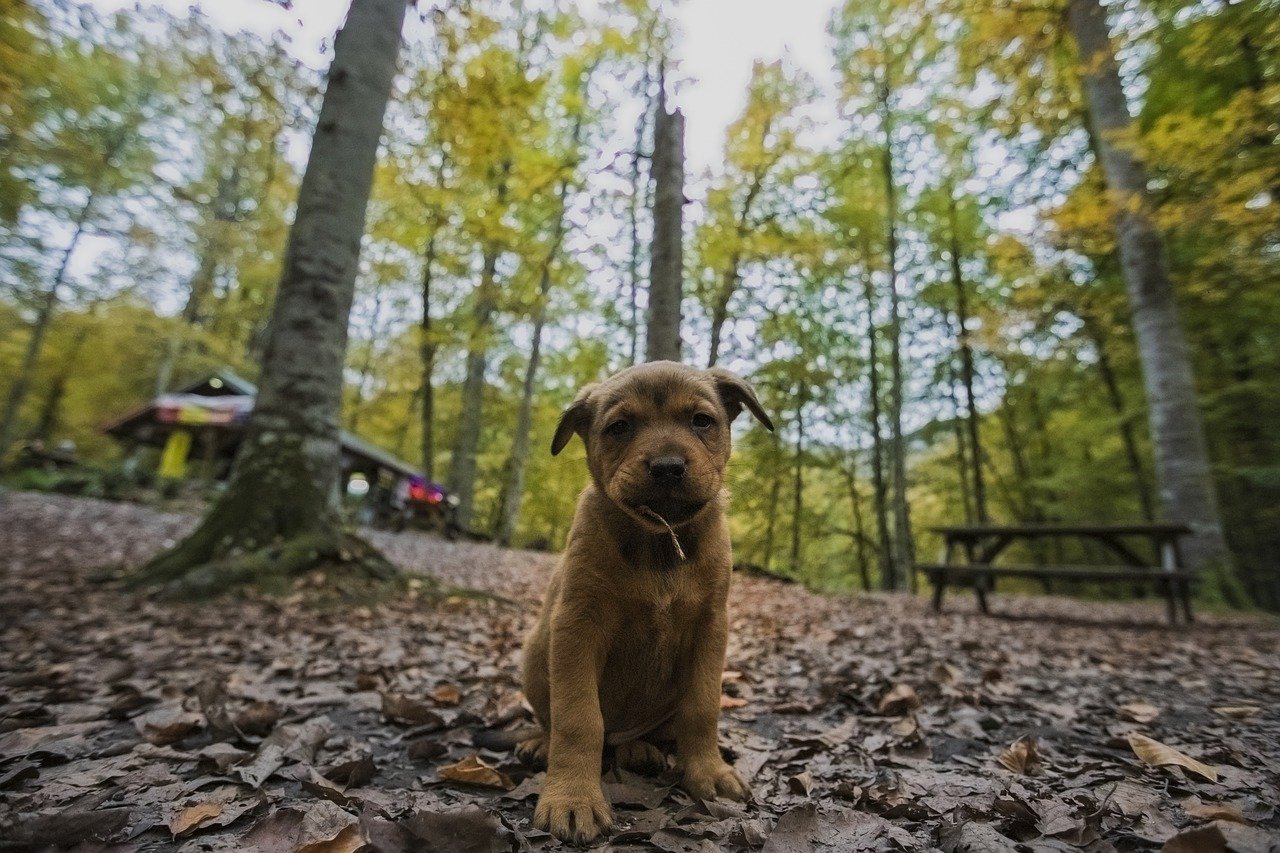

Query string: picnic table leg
973 574 990 615
931 578 946 612
1163 577 1178 625
1180 578 1194 624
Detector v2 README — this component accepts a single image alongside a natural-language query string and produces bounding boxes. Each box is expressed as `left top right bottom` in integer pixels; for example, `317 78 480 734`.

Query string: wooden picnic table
917 523 1195 624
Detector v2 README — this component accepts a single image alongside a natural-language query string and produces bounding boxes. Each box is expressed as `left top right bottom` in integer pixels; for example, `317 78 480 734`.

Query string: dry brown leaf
1127 733 1218 782
298 822 364 853
720 694 748 709
877 684 921 715
169 801 224 837
1212 706 1260 720
890 715 918 739
429 684 462 705
931 663 962 685
381 693 444 727
437 754 514 790
1118 701 1160 723
1183 799 1247 824
998 735 1042 775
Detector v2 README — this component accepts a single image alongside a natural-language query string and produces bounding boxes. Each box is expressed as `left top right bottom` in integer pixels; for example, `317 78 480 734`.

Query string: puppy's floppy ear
707 368 774 431
551 383 599 455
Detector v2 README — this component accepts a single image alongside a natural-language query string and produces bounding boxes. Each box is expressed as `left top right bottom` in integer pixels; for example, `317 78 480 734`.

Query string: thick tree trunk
1065 0 1230 573
132 0 407 593
878 84 915 590
645 72 684 363
861 268 896 588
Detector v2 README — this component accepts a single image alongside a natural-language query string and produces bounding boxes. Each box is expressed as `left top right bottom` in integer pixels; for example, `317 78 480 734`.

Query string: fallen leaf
381 693 445 727
325 755 376 787
1119 701 1160 723
787 771 814 796
998 735 1042 775
169 801 224 836
235 701 282 737
1183 799 1247 824
890 715 919 739
1128 733 1218 782
877 683 921 715
721 694 748 709
437 754 514 790
240 803 361 853
135 705 203 745
1212 706 1260 720
429 684 462 705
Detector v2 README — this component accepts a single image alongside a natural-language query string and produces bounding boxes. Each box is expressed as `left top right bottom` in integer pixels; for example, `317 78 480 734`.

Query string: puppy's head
552 362 773 530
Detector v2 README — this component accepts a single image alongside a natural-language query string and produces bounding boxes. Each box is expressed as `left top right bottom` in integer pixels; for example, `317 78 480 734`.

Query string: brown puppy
520 361 774 844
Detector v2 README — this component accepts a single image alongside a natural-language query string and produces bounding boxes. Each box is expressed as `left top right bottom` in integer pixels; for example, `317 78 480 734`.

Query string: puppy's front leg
534 609 614 844
673 608 749 802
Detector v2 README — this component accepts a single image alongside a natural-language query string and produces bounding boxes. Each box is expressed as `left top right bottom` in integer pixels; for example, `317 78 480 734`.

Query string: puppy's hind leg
516 731 549 769
615 739 668 775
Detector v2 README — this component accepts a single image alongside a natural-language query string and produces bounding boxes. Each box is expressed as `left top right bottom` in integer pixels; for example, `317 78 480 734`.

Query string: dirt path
1 491 1277 851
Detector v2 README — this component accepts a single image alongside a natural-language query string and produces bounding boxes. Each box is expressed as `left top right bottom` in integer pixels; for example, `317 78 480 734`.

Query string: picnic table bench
917 523 1195 624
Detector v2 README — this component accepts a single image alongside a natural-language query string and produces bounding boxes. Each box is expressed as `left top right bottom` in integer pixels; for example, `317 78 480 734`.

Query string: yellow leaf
1127 733 1218 782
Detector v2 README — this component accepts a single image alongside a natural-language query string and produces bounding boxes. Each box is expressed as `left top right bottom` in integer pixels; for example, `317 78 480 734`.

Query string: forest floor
1 490 1278 853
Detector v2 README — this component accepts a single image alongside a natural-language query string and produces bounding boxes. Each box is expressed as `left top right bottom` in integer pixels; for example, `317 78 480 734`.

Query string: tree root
126 529 404 600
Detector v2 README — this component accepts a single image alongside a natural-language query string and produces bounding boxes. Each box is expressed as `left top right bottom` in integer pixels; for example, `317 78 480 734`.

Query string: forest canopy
1 0 1277 607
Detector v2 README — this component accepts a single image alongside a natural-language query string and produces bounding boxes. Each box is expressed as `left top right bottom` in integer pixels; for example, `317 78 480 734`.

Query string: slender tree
132 0 408 592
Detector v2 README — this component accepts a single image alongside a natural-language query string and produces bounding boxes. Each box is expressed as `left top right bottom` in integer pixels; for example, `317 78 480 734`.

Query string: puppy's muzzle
648 455 687 485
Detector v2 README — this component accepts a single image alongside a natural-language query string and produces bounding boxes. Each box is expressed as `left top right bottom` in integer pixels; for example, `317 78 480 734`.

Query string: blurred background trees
1 0 1276 607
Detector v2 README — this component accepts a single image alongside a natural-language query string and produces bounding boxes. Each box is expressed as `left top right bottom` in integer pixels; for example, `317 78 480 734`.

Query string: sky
85 0 846 175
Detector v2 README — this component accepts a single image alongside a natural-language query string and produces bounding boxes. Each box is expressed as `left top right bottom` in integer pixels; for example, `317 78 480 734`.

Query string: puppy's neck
592 489 717 571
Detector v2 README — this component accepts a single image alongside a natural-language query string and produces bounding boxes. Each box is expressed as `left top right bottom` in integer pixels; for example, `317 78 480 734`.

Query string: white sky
85 0 845 175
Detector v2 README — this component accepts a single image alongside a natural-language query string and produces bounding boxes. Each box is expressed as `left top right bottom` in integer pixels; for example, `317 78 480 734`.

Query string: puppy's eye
604 419 631 438
691 413 715 431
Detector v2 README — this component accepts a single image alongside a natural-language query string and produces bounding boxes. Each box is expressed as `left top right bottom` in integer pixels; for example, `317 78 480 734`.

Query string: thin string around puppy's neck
636 506 687 561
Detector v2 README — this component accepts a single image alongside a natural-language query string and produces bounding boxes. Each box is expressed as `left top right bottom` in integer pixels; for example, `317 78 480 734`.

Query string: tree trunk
790 397 805 575
0 195 93 461
844 458 873 591
949 191 988 522
861 267 896 589
419 232 438 482
1082 315 1155 521
706 258 738 369
645 69 684 363
878 81 915 590
495 180 574 545
1065 0 1230 573
627 59 653 366
132 0 407 594
761 432 782 571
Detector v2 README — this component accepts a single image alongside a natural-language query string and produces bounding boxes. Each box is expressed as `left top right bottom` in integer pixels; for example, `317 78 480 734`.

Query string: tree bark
1065 0 1230 572
449 160 509 533
861 267 896 588
133 0 408 592
948 191 988 522
843 458 873 591
495 184 573 546
419 231 438 482
789 396 805 575
878 80 915 590
0 193 93 462
645 69 684 363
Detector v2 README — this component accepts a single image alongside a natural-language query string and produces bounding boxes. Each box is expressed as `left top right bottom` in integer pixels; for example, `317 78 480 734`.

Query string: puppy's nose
648 455 687 484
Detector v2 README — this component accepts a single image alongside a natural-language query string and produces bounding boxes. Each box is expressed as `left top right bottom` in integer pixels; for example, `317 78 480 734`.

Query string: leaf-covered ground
1 491 1278 852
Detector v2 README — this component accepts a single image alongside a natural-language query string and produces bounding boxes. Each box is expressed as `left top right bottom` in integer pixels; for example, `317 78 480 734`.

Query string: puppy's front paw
534 783 613 844
682 760 749 802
